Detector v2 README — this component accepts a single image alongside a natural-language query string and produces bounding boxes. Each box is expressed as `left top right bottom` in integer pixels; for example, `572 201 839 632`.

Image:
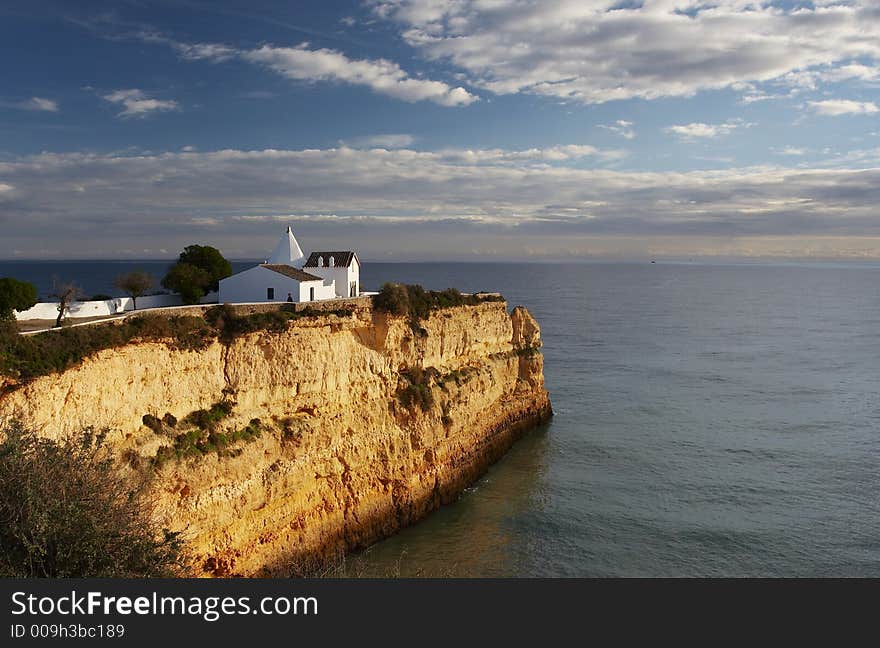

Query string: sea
3 259 880 577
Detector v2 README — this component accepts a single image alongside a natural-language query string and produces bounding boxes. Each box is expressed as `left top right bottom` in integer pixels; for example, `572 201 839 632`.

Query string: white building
218 226 360 304
302 251 361 298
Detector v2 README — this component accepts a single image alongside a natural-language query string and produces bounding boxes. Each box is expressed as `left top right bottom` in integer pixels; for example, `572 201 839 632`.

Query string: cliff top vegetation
0 304 352 383
0 286 503 383
373 283 503 320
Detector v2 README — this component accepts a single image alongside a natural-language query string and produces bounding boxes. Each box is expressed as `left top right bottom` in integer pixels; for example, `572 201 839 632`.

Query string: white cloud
808 99 879 116
0 97 59 112
22 97 59 112
3 146 880 260
776 146 807 156
245 44 477 106
435 144 622 163
599 120 635 139
101 89 180 118
665 119 749 140
174 42 237 62
344 134 417 148
369 0 880 104
171 38 477 107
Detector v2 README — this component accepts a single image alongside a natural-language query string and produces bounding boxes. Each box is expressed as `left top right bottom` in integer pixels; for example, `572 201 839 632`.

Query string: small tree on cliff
162 245 232 305
0 420 187 577
114 271 154 309
49 278 84 328
0 277 37 321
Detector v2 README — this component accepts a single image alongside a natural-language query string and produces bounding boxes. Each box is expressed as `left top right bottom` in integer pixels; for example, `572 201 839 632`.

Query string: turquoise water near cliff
3 260 880 576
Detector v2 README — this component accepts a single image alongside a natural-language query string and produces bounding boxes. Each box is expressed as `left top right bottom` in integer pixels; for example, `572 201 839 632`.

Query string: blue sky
1 0 879 260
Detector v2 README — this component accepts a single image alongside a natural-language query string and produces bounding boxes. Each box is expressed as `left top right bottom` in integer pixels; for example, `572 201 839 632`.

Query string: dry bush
0 420 187 577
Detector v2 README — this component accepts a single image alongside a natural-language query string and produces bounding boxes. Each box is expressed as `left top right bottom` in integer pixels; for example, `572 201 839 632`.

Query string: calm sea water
3 260 880 576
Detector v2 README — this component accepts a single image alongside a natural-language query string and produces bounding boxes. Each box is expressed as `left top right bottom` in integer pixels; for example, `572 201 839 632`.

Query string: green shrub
373 283 504 323
397 367 434 411
151 406 262 468
373 283 410 316
0 420 186 577
184 400 234 431
231 418 262 443
204 304 299 342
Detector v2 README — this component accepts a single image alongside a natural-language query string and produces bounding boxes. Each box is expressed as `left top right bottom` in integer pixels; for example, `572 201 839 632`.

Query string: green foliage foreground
0 420 186 577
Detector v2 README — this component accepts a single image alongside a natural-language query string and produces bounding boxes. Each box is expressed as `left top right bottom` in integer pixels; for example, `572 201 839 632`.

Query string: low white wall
15 292 218 321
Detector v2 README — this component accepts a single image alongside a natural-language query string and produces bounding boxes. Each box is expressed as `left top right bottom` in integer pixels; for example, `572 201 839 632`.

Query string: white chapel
218 226 361 304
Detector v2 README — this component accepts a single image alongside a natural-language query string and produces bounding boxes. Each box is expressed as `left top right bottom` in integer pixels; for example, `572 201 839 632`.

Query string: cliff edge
0 299 551 576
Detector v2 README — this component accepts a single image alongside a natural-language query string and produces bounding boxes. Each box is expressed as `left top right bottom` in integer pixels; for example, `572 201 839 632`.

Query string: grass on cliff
143 400 263 469
0 303 356 383
0 419 187 577
397 366 435 412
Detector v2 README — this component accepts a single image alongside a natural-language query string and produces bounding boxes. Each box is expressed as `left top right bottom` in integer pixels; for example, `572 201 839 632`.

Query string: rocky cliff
0 300 551 576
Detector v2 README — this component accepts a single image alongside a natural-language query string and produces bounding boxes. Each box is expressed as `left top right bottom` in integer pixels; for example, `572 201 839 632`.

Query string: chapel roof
260 264 322 282
303 251 359 268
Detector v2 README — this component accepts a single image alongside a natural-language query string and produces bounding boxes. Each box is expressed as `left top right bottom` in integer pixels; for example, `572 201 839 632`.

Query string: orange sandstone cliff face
0 301 551 576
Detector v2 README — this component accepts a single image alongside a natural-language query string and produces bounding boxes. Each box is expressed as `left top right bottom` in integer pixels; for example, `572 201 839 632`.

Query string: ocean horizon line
4 257 880 269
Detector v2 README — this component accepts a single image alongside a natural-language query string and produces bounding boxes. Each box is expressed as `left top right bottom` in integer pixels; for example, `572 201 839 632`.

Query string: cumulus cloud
808 99 879 116
368 0 880 104
2 146 880 259
665 120 749 140
169 38 477 107
101 89 179 118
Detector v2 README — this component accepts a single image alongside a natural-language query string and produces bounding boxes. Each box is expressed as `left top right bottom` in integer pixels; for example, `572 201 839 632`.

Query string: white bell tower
267 225 305 266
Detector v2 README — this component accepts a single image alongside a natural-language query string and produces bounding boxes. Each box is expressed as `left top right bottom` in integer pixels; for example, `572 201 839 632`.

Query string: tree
162 245 231 305
0 277 37 321
49 279 83 328
114 271 154 309
0 420 186 577
161 263 211 305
